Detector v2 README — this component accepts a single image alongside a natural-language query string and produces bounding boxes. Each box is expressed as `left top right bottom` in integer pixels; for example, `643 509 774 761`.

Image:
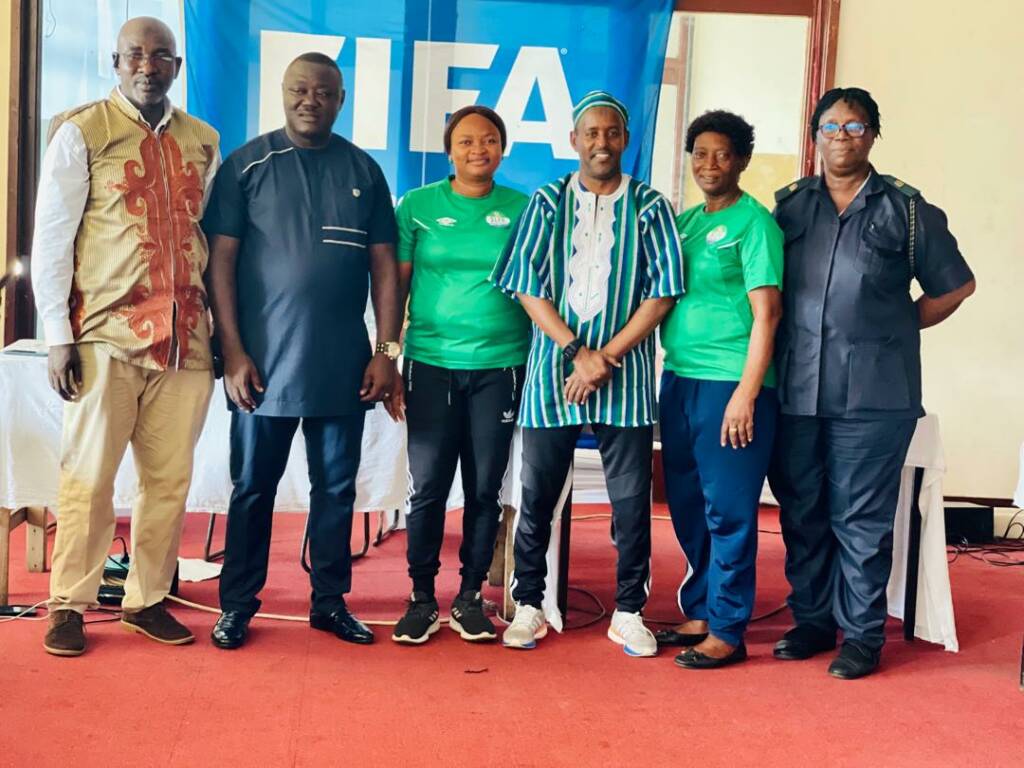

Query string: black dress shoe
773 625 837 660
654 628 709 647
211 611 251 650
828 641 880 680
674 642 747 669
310 606 374 645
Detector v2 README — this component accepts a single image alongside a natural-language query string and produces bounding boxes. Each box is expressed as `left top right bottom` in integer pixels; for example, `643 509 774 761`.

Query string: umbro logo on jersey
486 211 511 227
501 409 515 423
436 217 457 227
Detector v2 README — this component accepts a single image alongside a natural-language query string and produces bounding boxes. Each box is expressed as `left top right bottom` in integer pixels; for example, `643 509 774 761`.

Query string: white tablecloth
0 350 959 648
0 352 485 516
885 413 958 651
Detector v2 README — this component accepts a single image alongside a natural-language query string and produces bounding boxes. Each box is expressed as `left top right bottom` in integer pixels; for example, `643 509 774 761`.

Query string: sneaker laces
510 604 542 630
405 594 437 619
615 612 652 643
455 591 484 615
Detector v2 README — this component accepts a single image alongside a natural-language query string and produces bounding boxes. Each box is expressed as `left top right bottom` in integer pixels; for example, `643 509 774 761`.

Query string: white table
0 350 960 649
887 413 958 651
0 353 412 515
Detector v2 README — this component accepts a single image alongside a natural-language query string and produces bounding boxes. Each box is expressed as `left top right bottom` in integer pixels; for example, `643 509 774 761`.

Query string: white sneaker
502 603 548 650
608 610 658 657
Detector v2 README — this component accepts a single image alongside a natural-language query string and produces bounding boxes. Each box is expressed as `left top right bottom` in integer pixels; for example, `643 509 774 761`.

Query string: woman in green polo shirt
657 110 784 669
391 106 529 645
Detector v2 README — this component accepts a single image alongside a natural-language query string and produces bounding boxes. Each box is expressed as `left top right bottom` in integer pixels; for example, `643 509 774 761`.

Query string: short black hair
443 105 508 155
289 52 343 85
810 87 881 139
685 110 755 157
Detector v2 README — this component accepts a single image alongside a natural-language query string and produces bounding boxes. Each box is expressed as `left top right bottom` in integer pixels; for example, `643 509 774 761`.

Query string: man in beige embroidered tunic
30 17 219 656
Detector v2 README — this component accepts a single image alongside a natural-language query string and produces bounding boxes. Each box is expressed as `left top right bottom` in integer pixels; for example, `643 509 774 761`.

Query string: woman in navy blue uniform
768 87 975 679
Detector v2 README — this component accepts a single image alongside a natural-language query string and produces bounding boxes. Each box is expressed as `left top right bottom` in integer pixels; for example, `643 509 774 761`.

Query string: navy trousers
768 415 916 650
512 424 653 613
218 411 365 616
660 373 778 646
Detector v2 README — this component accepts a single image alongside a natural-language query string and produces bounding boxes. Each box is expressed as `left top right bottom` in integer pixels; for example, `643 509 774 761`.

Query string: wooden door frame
4 0 40 345
677 0 842 176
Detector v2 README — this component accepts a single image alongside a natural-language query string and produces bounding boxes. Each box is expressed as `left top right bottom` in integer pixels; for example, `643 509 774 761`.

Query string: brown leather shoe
44 610 86 657
121 603 195 645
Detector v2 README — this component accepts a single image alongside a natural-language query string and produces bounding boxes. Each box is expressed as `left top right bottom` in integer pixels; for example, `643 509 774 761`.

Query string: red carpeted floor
1 505 1021 767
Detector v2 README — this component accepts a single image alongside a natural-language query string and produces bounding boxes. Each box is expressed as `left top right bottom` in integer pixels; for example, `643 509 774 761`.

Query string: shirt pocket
320 225 368 252
856 221 910 288
715 241 744 285
715 242 754 326
846 337 911 411
782 220 807 248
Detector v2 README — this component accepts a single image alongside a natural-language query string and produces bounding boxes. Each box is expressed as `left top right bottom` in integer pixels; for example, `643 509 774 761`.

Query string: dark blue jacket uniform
768 171 973 651
773 171 973 420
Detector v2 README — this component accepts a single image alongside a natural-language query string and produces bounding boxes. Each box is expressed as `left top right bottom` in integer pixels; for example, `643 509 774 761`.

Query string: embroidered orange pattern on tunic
111 131 206 367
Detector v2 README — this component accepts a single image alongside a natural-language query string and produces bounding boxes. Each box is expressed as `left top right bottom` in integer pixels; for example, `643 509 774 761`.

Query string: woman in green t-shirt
390 106 529 645
657 111 784 669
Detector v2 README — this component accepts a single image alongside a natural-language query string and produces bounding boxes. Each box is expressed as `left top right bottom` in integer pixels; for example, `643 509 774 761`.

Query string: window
38 0 184 156
652 10 813 212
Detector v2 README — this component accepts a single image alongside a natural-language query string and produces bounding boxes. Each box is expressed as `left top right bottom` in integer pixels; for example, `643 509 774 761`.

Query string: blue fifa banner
184 0 673 197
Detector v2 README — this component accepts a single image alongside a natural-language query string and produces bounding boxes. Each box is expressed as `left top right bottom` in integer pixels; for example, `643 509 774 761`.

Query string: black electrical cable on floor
947 537 1024 567
570 514 788 627
562 586 608 631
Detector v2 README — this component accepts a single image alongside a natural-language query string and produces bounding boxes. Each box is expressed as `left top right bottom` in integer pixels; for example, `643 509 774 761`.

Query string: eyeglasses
117 51 178 67
818 120 869 139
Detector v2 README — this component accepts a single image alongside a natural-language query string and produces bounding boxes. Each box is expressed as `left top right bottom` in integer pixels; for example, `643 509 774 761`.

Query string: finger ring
729 427 739 432
383 392 391 398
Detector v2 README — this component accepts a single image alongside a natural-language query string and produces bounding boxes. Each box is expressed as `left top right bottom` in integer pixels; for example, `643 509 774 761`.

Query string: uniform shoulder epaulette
881 174 921 198
46 100 105 143
774 176 813 204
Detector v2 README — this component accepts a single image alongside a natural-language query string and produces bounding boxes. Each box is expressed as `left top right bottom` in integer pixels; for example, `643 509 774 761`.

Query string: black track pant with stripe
404 359 524 598
512 424 653 613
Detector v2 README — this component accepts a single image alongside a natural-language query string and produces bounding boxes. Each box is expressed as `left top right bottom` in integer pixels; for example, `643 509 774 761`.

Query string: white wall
835 0 1024 498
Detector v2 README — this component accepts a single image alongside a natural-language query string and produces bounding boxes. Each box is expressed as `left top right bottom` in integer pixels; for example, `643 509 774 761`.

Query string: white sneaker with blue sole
608 610 658 657
502 603 547 649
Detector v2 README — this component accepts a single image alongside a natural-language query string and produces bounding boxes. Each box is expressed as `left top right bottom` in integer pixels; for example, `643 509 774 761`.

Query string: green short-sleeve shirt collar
661 191 784 385
396 178 530 369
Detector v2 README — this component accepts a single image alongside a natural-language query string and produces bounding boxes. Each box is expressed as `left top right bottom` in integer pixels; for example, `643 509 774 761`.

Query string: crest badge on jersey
706 225 728 245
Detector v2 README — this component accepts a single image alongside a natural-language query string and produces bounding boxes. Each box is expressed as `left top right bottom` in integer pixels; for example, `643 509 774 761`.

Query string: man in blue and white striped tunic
491 91 684 656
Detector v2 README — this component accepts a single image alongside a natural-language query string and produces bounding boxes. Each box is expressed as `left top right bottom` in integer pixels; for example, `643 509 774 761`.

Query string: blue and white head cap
572 90 629 129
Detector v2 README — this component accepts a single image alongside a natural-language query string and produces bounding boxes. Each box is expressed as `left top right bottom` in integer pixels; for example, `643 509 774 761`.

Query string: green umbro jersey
396 178 530 369
661 192 784 385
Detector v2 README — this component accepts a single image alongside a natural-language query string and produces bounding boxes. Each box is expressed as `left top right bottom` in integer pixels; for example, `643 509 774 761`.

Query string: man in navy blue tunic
203 53 401 649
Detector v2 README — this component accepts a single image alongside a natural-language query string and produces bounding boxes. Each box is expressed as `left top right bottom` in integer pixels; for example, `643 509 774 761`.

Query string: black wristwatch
562 337 583 366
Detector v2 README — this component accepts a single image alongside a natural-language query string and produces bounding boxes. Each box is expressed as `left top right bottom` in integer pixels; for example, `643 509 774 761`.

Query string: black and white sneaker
391 592 440 644
449 590 497 642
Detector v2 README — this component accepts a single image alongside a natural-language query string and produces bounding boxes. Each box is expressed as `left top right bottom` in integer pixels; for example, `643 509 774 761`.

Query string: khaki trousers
49 343 213 614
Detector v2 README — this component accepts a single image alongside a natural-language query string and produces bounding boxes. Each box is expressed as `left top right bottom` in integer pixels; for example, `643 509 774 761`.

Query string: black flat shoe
310 606 374 645
773 625 837 660
828 641 880 680
654 628 709 647
211 611 251 650
674 642 747 669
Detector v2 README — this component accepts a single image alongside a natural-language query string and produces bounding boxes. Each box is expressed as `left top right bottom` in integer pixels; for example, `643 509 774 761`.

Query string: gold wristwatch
375 341 400 360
